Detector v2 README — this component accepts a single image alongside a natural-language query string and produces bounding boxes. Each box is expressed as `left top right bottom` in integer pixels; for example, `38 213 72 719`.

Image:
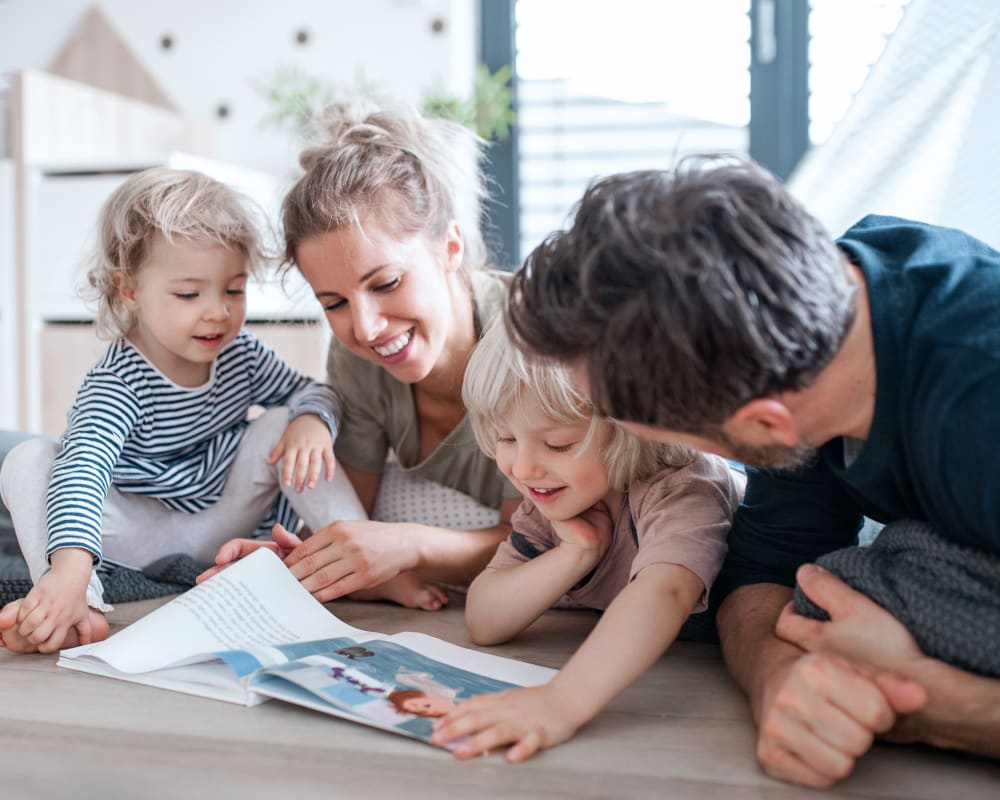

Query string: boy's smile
494 400 612 522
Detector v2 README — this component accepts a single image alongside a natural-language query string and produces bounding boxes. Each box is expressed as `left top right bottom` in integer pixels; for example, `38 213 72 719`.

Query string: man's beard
715 430 819 471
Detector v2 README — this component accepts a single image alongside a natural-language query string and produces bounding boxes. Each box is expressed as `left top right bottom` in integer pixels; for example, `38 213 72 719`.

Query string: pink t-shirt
488 455 745 613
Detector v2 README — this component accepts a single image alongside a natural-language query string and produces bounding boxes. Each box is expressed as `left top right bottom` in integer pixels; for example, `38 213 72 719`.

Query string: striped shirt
46 329 339 562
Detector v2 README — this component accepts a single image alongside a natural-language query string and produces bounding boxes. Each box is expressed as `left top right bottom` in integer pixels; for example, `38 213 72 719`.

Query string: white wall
0 0 477 177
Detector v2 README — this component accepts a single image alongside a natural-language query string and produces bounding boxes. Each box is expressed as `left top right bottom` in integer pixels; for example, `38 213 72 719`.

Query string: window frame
479 0 810 266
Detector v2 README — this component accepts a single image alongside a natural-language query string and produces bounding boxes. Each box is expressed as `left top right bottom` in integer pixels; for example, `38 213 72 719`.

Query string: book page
249 637 534 745
60 549 364 673
381 631 555 687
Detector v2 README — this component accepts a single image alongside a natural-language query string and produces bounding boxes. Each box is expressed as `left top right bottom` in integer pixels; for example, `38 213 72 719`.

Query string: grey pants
0 429 36 555
0 409 366 610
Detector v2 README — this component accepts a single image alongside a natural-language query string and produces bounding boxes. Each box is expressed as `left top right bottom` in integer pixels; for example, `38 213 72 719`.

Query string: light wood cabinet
39 322 329 437
5 71 322 433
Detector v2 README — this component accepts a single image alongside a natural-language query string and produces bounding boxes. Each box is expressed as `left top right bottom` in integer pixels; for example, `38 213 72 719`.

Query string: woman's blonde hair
84 167 269 339
462 320 694 492
282 99 489 273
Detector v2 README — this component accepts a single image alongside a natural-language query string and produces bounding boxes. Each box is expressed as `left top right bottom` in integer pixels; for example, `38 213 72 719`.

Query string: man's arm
777 564 1000 758
717 583 926 788
892 660 1000 756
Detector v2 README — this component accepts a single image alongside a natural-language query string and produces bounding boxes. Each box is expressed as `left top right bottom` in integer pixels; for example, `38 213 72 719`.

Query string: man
505 158 1000 789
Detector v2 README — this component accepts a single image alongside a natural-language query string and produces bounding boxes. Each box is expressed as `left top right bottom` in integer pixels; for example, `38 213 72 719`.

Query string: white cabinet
0 159 16 428
25 159 326 436
31 171 128 320
39 321 329 436
5 72 324 433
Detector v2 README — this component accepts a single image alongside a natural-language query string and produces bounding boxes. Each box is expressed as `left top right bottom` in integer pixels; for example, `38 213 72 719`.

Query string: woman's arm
282 497 520 601
341 465 381 516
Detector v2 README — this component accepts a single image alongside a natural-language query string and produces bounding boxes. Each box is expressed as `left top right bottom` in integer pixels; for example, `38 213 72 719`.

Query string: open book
58 549 555 747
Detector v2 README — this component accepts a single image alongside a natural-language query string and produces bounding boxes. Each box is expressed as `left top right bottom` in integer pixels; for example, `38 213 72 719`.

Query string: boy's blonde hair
463 320 694 492
84 167 270 339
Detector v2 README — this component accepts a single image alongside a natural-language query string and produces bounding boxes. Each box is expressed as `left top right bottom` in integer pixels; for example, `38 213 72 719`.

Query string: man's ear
443 220 465 273
725 398 799 446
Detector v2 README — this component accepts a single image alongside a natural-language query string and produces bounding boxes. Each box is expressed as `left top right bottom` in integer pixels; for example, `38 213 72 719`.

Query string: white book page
62 658 262 705
59 549 366 674
382 631 556 686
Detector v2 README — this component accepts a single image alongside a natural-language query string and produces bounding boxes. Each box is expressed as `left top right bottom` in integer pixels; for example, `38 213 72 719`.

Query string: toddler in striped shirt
0 168 365 653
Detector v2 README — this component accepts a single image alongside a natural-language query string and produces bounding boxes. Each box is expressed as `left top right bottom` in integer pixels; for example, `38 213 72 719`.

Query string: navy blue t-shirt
714 215 1000 603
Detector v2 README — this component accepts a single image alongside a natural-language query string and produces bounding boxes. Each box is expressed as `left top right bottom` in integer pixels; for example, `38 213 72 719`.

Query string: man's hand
776 563 924 671
718 579 927 790
753 651 926 788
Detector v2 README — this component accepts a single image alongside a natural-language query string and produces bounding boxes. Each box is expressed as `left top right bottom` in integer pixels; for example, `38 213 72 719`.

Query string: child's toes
0 624 41 653
0 599 22 628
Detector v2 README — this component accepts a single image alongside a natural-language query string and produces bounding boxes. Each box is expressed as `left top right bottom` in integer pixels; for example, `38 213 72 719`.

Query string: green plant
422 64 516 141
257 64 515 142
257 66 337 136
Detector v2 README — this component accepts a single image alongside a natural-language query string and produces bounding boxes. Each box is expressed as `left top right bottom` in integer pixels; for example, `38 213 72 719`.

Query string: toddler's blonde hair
84 167 270 339
463 320 694 492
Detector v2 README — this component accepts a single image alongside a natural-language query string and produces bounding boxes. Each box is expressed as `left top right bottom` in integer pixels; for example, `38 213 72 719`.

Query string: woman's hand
196 525 304 583
431 684 584 762
267 413 335 492
283 519 420 602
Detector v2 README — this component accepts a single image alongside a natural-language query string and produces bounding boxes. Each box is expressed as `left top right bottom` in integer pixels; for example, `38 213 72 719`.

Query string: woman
208 101 522 609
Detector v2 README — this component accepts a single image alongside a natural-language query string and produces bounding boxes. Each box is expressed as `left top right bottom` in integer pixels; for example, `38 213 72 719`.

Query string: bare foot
0 600 110 654
349 572 449 611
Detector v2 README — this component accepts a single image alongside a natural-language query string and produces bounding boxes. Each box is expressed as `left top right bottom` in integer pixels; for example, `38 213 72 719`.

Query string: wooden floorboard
1 594 997 799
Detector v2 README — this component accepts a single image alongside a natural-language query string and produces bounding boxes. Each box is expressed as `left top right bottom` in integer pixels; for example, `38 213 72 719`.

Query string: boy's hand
550 500 614 559
15 548 94 652
267 413 336 492
431 684 585 762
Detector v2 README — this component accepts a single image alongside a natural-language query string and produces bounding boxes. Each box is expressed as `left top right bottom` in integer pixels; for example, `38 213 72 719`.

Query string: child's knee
245 407 292 454
0 437 59 506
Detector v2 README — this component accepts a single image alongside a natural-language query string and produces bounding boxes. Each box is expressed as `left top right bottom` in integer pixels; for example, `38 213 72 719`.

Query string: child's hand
267 413 336 492
550 500 614 559
431 684 584 762
14 548 94 652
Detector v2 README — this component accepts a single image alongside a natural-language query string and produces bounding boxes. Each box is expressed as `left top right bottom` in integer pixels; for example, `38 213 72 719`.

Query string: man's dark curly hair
507 156 855 433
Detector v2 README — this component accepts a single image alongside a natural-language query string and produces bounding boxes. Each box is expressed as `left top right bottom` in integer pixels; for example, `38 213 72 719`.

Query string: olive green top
327 269 520 510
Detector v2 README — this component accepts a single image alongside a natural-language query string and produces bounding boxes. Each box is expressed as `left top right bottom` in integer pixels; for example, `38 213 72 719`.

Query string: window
515 0 751 262
482 0 912 264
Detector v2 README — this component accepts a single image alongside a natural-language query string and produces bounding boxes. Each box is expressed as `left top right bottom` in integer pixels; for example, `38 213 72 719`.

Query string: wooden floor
1 594 997 800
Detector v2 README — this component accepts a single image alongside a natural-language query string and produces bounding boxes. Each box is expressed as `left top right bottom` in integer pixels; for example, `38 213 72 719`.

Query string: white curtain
788 0 1000 250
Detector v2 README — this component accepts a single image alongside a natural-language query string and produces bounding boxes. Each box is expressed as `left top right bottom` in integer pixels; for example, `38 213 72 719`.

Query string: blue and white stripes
45 330 339 561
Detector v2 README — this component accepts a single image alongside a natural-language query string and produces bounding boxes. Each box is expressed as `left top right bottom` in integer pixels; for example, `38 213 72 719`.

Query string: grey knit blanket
794 519 1000 678
0 553 206 607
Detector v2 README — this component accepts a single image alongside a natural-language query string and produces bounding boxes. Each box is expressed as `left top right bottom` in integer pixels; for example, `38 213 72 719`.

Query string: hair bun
299 98 388 170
